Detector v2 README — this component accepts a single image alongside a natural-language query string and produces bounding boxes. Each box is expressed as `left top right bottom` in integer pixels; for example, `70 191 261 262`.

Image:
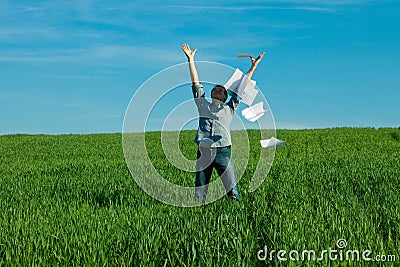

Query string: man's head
211 85 228 103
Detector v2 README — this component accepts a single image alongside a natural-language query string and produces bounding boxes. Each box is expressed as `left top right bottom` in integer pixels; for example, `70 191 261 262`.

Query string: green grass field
0 128 399 266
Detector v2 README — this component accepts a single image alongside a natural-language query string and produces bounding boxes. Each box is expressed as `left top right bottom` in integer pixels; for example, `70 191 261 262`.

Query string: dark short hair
211 85 228 102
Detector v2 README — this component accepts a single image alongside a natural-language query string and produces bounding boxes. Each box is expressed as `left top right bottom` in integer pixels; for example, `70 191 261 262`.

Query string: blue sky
0 0 399 134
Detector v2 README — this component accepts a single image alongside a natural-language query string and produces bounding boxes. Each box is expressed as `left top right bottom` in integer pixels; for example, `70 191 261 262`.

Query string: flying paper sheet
241 102 267 122
224 68 258 106
237 77 258 106
224 68 243 92
260 137 285 148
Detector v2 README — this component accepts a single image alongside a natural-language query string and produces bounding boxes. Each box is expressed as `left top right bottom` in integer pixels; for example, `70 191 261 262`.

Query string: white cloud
166 5 335 13
0 45 184 66
237 0 376 4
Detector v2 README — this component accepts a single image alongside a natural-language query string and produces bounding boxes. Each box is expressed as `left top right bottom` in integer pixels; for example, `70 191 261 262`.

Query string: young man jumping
182 43 264 204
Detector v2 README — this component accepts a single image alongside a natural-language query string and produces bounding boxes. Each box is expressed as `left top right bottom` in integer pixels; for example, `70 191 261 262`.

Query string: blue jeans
195 146 240 202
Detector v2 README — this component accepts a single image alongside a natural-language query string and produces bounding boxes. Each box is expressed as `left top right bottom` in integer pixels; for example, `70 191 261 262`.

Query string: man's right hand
182 43 197 62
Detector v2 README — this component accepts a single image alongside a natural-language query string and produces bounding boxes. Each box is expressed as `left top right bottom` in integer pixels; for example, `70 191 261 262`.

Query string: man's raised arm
182 43 200 86
246 51 265 81
226 51 265 111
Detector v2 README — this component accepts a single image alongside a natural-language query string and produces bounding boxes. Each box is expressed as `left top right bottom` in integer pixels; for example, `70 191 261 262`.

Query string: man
182 43 264 204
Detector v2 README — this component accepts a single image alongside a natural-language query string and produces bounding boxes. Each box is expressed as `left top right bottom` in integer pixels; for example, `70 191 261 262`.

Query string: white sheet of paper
248 113 264 122
238 77 258 106
260 137 285 148
241 102 267 122
225 68 259 106
224 68 244 92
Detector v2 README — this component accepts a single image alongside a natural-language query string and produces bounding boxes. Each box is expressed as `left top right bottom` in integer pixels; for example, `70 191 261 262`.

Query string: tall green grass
0 128 399 266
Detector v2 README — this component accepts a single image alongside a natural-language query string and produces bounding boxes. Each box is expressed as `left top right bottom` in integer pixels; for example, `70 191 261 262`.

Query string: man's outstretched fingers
182 43 198 61
252 51 265 66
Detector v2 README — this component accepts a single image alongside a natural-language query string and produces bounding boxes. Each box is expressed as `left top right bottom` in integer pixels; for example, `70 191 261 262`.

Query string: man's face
211 86 227 102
